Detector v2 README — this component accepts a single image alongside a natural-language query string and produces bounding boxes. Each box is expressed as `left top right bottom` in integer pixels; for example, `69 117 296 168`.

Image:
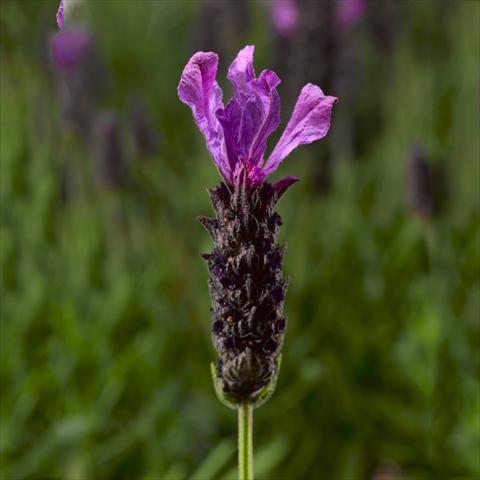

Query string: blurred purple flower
56 0 65 29
50 28 90 73
49 25 108 139
271 0 299 37
337 0 365 28
178 45 337 187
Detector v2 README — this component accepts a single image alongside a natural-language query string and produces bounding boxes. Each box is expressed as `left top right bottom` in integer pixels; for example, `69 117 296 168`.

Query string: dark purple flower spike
178 46 336 407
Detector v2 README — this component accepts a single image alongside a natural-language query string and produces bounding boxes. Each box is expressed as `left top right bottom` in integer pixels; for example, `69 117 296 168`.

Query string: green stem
238 402 254 480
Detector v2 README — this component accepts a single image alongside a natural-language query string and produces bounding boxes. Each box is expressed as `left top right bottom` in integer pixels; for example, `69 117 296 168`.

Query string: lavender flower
49 24 107 139
270 0 299 38
178 46 336 406
51 28 91 73
52 0 90 73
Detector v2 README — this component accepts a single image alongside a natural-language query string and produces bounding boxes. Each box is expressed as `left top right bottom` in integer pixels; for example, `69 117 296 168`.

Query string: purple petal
216 96 263 171
56 0 64 29
178 52 230 181
216 68 280 171
227 45 255 97
265 84 337 176
232 161 266 187
272 176 299 198
215 99 240 170
219 47 282 175
248 69 281 165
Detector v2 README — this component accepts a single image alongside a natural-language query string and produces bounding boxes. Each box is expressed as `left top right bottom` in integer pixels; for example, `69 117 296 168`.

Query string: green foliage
0 1 478 479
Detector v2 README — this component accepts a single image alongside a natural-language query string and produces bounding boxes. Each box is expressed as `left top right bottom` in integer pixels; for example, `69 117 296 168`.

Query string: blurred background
1 1 479 479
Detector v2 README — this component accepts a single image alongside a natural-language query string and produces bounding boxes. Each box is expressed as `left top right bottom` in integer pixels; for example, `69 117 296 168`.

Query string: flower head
185 47 337 407
178 45 337 188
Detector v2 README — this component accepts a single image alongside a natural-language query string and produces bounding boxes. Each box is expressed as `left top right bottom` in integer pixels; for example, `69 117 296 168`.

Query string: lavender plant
178 46 336 479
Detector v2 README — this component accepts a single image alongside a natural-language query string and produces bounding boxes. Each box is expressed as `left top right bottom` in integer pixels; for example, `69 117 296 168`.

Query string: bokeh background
1 1 479 479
